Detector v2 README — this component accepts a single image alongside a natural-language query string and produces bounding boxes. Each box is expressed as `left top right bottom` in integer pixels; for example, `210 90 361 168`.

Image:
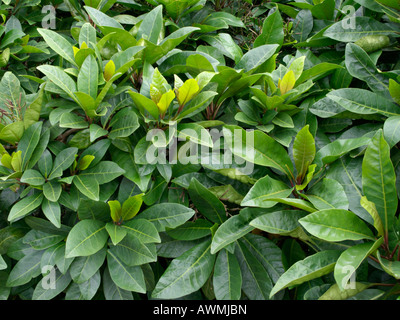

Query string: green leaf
0 121 24 144
299 209 375 242
241 175 292 208
305 178 349 211
105 222 127 245
293 125 315 181
37 65 78 102
177 123 213 148
223 125 294 177
327 89 400 117
84 6 123 29
108 108 139 140
37 28 77 66
78 54 98 100
345 43 390 96
127 91 159 119
324 16 396 42
6 250 43 287
383 116 400 148
17 121 42 170
48 147 78 180
137 5 163 44
70 248 107 284
8 192 44 222
89 124 108 142
79 161 125 184
121 219 161 244
292 10 313 42
254 9 284 48
270 250 341 298
43 180 62 202
108 233 156 266
121 194 143 221
65 220 108 258
73 175 100 201
166 219 213 241
20 169 45 186
213 249 242 300
23 230 64 250
59 113 88 129
188 178 226 224
250 210 308 239
235 44 279 74
377 251 400 279
210 210 257 254
360 196 384 236
319 282 370 300
41 199 61 229
235 239 274 300
106 250 146 293
152 240 215 299
334 238 383 291
362 130 397 234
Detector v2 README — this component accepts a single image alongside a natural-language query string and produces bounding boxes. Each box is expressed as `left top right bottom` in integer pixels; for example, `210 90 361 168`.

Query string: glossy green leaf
299 209 375 242
188 178 226 224
334 238 383 291
152 240 215 299
270 250 341 298
107 250 146 293
362 130 397 234
65 220 108 258
213 249 242 300
8 193 44 222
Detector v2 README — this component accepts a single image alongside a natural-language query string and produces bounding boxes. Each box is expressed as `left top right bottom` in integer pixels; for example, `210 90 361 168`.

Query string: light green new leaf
121 194 143 221
293 125 315 181
105 222 127 245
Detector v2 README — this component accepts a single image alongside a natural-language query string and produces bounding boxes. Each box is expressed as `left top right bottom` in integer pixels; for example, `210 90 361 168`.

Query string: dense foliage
0 0 399 301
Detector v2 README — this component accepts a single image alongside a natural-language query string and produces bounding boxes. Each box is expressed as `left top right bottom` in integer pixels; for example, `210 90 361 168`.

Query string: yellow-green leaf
177 79 199 106
157 89 175 114
279 70 296 95
108 200 121 223
104 60 115 82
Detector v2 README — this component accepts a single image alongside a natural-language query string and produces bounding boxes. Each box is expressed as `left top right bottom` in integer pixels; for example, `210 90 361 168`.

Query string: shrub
0 0 399 301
